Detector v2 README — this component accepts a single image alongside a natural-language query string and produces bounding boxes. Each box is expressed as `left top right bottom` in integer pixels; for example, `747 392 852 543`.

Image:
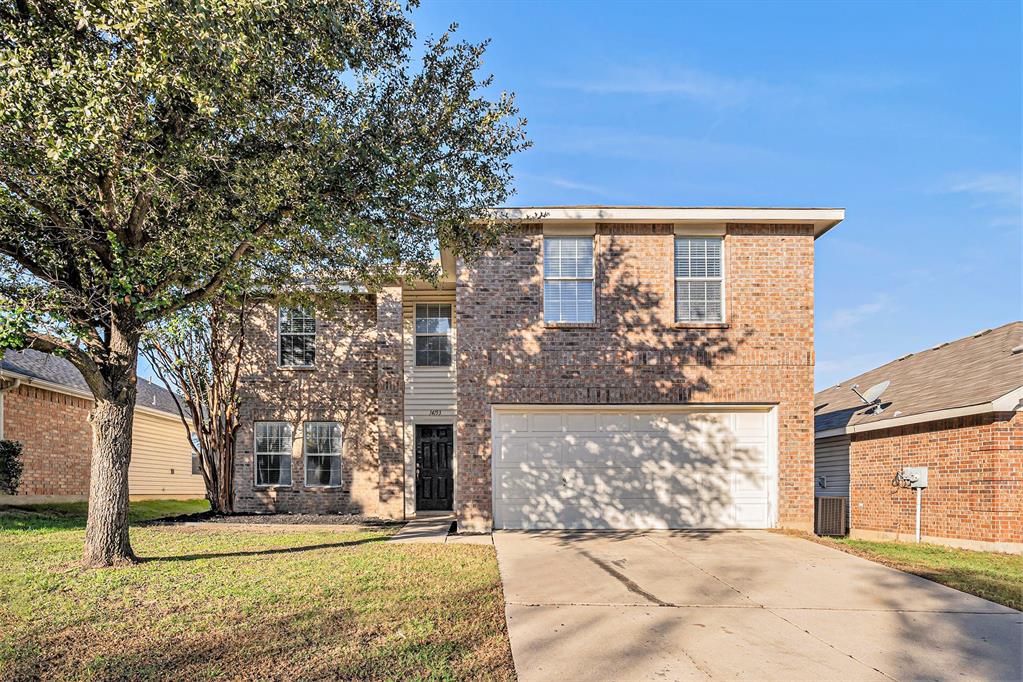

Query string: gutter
815 385 1023 439
0 374 21 440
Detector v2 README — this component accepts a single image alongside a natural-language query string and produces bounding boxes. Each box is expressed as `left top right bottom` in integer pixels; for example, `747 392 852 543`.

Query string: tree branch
156 211 286 317
22 331 106 399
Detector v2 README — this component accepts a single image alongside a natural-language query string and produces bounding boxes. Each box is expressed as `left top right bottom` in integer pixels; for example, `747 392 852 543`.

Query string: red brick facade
233 295 405 516
455 223 817 532
2 384 92 495
850 411 1023 547
235 222 821 525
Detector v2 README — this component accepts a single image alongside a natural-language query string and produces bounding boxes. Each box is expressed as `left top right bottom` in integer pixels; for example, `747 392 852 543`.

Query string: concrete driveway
494 530 1022 681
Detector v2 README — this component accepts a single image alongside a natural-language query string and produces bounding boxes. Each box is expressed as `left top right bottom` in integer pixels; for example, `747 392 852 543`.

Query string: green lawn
0 498 210 533
0 501 515 681
818 536 1023 611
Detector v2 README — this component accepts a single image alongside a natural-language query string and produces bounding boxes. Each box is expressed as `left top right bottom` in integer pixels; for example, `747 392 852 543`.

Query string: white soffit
491 206 846 238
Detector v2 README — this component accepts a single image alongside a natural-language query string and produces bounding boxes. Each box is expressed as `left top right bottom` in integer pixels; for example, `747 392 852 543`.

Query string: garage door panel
734 411 768 436
493 408 774 530
496 413 529 433
496 466 563 499
734 501 769 527
528 413 564 432
733 469 769 495
497 436 563 464
598 412 641 432
565 412 597 432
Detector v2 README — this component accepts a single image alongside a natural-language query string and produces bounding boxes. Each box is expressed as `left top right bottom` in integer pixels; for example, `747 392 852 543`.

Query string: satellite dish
851 380 890 413
862 380 890 403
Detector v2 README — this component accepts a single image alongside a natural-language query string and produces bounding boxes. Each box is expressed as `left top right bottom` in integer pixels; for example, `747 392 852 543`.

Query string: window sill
672 322 730 330
304 484 344 490
254 484 293 490
277 365 316 371
545 322 598 329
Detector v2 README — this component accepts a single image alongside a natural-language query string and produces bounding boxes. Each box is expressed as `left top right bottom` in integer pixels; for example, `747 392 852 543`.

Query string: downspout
0 374 22 441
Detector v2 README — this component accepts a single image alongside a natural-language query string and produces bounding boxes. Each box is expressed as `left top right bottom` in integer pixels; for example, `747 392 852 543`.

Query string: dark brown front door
416 424 453 511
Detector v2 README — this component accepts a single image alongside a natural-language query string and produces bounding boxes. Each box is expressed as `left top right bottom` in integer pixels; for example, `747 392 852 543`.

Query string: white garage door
492 407 776 530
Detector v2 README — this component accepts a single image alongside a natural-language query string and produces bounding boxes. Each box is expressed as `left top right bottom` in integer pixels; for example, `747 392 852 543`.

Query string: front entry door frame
415 423 454 512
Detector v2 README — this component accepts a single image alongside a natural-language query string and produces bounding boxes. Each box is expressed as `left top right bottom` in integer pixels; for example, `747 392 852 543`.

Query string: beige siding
402 287 457 516
129 411 206 498
402 288 457 416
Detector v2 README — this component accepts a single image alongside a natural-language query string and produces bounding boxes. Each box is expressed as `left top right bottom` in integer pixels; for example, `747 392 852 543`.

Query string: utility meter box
901 466 928 489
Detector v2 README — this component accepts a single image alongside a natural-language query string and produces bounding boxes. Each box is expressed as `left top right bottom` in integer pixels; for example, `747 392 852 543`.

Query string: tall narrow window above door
415 303 452 366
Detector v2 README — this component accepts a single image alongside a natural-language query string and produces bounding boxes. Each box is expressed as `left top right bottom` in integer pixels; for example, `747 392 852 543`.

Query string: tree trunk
83 393 137 566
83 322 140 568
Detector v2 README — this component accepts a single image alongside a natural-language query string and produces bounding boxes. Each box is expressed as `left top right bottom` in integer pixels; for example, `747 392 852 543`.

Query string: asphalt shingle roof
1 348 181 416
815 321 1023 434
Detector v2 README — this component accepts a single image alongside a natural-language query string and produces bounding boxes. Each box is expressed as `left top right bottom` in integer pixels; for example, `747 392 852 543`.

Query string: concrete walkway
387 515 454 543
494 530 1022 681
387 514 494 545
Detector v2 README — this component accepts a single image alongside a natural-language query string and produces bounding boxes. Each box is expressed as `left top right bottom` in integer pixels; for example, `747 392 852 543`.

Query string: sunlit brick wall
850 411 1022 546
455 223 817 532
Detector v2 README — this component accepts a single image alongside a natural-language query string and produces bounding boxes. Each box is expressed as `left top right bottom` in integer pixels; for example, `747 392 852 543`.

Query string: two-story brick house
233 206 845 532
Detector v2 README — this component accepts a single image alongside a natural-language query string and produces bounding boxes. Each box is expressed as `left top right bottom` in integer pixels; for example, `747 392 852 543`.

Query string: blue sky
415 0 1022 390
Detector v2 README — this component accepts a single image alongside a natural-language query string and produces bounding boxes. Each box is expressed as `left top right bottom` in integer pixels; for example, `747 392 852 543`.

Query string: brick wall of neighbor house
850 411 1023 546
2 384 92 496
234 298 385 514
456 223 817 532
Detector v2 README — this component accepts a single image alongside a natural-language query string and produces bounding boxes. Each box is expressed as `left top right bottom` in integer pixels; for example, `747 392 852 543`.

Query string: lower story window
305 421 342 487
255 421 293 486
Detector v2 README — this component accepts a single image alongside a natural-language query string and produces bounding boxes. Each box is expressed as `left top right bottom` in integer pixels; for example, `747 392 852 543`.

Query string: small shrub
0 440 24 495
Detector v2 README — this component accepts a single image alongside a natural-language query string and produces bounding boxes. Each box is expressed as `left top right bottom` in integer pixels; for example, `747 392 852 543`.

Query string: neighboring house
233 206 845 533
814 322 1023 553
0 349 205 500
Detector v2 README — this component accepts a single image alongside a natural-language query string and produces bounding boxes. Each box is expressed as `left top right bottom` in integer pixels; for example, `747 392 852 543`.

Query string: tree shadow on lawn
5 585 513 681
141 534 388 563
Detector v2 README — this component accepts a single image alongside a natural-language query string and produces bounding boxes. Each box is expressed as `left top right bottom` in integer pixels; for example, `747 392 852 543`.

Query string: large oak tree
0 0 527 566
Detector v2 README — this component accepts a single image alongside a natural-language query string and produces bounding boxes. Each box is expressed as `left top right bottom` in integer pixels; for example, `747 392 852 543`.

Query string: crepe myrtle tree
142 293 247 516
0 1 528 566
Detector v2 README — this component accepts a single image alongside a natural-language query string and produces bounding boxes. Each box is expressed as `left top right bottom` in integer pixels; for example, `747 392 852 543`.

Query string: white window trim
414 303 453 367
253 421 293 488
277 306 316 369
674 236 726 324
303 421 343 488
543 235 596 324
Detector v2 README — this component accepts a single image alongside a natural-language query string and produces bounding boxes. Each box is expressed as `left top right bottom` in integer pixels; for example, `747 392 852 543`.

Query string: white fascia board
489 207 845 238
814 389 1023 439
0 370 183 422
992 385 1023 412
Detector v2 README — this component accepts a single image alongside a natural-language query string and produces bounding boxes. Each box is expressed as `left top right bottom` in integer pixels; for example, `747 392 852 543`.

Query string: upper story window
675 236 724 323
304 421 342 487
543 236 594 323
415 303 452 366
254 421 292 487
279 306 315 367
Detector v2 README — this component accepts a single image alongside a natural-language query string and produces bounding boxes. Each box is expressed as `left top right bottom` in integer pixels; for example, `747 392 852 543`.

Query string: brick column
376 286 405 518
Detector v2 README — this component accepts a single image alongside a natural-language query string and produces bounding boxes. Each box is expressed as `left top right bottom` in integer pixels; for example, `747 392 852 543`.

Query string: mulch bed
143 510 402 528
